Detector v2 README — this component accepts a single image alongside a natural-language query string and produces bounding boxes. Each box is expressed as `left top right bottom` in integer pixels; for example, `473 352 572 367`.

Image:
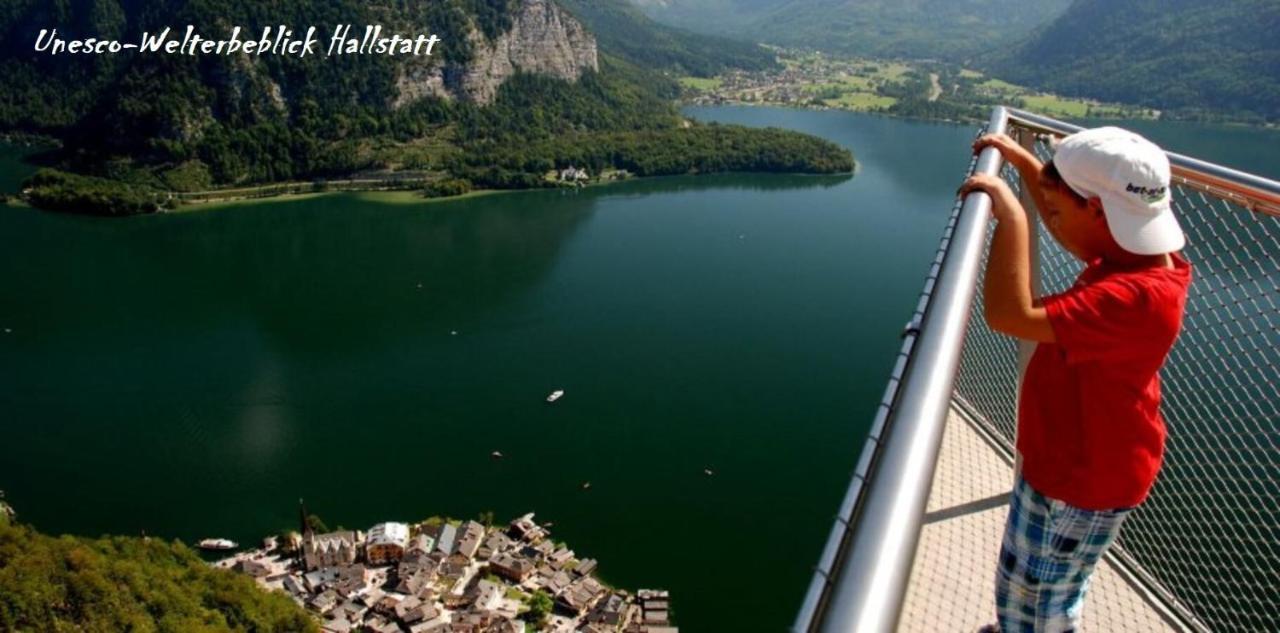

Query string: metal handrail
795 105 1280 633
1004 109 1280 217
791 105 1011 633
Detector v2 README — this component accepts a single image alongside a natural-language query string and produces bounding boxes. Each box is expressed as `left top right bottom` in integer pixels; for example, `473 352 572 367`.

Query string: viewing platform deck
794 106 1279 633
898 409 1179 632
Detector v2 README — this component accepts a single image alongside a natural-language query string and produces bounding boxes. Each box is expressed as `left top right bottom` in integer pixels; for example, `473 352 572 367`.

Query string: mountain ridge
985 0 1280 121
631 0 1073 61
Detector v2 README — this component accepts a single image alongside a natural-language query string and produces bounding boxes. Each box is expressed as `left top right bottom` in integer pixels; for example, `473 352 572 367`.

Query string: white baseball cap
1053 127 1186 255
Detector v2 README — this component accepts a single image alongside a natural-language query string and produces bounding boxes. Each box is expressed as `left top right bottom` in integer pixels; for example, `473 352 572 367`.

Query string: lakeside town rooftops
220 511 674 632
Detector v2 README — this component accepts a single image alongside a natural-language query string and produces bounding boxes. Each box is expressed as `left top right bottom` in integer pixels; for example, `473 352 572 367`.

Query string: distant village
215 509 676 633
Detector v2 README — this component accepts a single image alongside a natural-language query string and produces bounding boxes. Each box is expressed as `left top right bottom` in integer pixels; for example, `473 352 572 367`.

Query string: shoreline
170 177 649 213
6 166 854 216
179 164 859 210
681 97 1280 131
173 187 517 213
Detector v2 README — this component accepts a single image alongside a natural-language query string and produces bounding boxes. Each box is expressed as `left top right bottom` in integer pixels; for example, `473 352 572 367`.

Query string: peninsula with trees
0 0 853 216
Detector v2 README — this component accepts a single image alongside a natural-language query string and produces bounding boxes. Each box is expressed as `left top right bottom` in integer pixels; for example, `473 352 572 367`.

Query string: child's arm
959 174 1056 343
973 134 1053 226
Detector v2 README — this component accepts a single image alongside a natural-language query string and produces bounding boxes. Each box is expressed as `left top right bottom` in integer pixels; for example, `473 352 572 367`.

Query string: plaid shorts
993 475 1132 633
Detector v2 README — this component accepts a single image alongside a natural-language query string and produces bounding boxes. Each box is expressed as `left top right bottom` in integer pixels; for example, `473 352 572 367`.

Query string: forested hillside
0 0 846 215
987 0 1280 122
632 0 1072 60
556 0 778 76
0 516 316 631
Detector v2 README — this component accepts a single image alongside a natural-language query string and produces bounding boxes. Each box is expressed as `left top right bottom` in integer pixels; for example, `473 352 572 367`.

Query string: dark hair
1042 160 1088 205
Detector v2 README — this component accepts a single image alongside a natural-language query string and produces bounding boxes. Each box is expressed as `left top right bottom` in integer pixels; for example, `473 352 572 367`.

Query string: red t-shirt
1017 252 1192 510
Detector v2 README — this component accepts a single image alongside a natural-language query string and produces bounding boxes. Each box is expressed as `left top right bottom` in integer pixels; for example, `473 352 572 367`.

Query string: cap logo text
1126 182 1168 203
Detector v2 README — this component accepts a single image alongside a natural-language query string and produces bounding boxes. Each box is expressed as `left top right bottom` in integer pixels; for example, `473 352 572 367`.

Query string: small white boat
197 538 238 551
491 450 504 459
546 389 565 403
704 468 715 477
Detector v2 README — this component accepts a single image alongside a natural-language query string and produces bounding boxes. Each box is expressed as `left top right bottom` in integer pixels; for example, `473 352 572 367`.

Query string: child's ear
1088 196 1106 219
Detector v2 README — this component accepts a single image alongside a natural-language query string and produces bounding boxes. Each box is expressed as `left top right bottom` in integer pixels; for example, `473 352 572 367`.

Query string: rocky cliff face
394 0 599 108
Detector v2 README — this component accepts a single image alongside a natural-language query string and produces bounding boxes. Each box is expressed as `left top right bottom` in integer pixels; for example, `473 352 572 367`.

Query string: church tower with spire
299 498 312 537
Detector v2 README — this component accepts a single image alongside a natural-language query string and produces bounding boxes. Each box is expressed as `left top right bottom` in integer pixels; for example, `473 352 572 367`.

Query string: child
959 127 1192 632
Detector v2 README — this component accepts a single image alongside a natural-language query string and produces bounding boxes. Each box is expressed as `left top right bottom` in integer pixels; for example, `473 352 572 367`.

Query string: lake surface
2 106 1277 631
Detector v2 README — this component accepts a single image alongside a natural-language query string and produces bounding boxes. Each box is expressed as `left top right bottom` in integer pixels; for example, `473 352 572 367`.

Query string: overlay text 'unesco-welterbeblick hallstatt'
33 25 443 58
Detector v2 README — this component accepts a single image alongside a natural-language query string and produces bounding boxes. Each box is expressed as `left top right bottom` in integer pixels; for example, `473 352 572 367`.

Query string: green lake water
1 106 1277 631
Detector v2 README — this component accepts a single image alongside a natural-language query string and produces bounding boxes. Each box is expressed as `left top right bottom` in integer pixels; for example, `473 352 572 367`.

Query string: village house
282 573 307 599
535 566 573 595
643 609 672 627
470 578 505 612
308 589 339 614
302 530 358 571
407 533 435 557
303 566 340 592
449 608 522 632
321 618 353 633
489 552 535 583
451 520 485 562
433 523 458 560
477 531 511 560
371 594 401 619
558 165 590 183
587 593 628 626
531 540 555 558
332 599 366 623
333 565 368 598
507 513 547 543
304 563 367 598
235 558 272 578
574 558 598 577
438 557 468 583
442 588 475 611
557 576 608 616
395 556 438 597
357 589 385 610
410 611 450 633
394 595 437 626
365 522 410 565
546 547 574 569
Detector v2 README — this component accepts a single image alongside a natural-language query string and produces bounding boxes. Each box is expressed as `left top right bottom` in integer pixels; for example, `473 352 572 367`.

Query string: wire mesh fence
952 119 1280 632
